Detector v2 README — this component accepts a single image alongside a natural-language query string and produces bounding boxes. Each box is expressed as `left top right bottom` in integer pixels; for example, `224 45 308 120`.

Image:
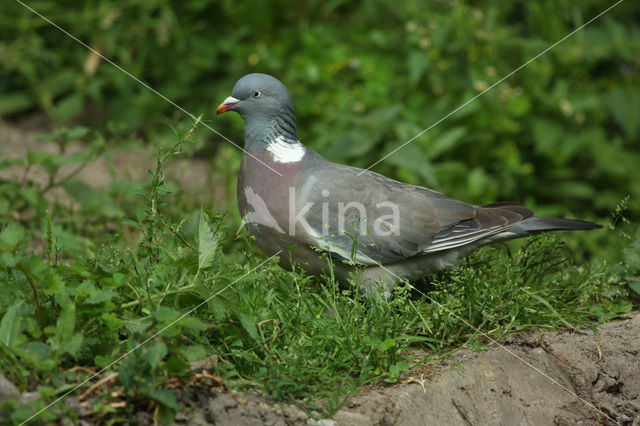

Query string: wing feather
297 159 531 264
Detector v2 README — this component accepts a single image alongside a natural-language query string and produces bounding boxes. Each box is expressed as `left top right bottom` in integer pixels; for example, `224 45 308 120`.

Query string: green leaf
0 222 26 251
236 311 258 340
606 87 639 138
1 252 18 267
198 211 219 270
120 219 141 229
379 338 397 350
629 281 640 297
44 272 65 295
86 288 117 305
427 127 467 159
119 358 137 389
150 388 178 410
67 332 84 357
123 316 153 334
143 342 168 368
53 93 85 123
100 312 124 330
54 295 77 354
180 316 209 332
407 50 431 87
385 143 438 186
24 341 50 361
177 344 208 362
63 180 99 204
155 306 181 325
506 94 531 117
0 301 24 347
0 91 35 114
94 355 109 368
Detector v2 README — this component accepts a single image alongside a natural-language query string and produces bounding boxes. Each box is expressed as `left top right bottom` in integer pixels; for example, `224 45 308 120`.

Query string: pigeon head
217 73 299 147
217 73 294 119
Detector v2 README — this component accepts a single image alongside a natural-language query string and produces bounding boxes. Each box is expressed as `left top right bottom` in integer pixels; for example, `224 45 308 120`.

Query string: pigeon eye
252 90 262 98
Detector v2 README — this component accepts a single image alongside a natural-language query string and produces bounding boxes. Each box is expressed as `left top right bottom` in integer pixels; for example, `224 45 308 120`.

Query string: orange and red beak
216 96 241 114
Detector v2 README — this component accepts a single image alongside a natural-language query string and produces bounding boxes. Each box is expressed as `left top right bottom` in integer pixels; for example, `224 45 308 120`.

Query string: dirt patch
0 118 230 209
170 313 639 426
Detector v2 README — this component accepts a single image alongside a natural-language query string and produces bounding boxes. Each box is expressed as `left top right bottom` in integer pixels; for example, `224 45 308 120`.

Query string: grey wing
296 164 532 265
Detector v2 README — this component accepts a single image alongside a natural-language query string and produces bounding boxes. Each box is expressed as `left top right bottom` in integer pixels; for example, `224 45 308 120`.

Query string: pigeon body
218 73 601 297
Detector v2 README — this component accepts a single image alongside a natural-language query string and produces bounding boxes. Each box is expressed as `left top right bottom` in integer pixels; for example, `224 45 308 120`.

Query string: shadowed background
2 0 639 222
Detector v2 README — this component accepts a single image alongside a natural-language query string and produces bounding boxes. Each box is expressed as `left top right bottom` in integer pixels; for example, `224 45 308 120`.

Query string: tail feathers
516 216 603 233
480 216 602 246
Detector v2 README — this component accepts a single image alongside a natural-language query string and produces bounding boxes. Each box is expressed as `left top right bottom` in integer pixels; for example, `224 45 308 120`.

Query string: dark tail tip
520 216 603 232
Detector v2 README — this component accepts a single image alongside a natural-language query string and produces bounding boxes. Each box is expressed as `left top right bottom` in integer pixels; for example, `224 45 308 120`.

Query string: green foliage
0 0 638 423
0 118 635 423
1 0 639 219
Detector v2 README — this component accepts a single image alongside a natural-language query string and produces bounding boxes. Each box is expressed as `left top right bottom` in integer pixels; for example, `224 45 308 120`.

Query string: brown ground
1 118 638 425
164 313 639 426
0 116 229 209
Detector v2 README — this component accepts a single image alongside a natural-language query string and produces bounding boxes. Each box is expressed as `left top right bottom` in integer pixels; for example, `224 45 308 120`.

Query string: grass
0 119 636 424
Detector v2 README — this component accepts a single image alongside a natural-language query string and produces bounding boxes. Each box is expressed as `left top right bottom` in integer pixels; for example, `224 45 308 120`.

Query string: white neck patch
266 135 306 163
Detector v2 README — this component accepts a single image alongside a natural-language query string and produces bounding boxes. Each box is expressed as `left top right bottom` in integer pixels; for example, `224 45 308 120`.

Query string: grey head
217 73 299 147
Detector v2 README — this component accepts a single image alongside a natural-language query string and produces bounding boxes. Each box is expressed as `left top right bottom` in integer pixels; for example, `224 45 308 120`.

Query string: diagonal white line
20 251 283 425
13 0 283 177
358 0 624 175
355 252 620 425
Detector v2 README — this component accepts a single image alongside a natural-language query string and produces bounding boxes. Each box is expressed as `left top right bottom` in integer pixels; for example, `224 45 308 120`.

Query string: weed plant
0 120 636 423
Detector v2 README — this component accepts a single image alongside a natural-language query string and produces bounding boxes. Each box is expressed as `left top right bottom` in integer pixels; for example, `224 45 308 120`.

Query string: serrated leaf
143 342 168 368
100 312 123 330
1 252 18 267
0 301 23 347
44 272 65 295
24 341 50 361
198 211 219 270
123 316 153 334
67 332 84 357
86 289 117 305
177 344 208 362
181 316 209 332
155 306 181 325
0 222 26 251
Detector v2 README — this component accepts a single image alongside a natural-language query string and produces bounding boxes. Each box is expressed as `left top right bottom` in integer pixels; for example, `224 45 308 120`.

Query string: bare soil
161 313 638 426
0 116 230 209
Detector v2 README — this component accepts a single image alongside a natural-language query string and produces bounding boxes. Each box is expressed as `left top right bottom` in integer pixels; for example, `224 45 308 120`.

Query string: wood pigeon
217 73 601 298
